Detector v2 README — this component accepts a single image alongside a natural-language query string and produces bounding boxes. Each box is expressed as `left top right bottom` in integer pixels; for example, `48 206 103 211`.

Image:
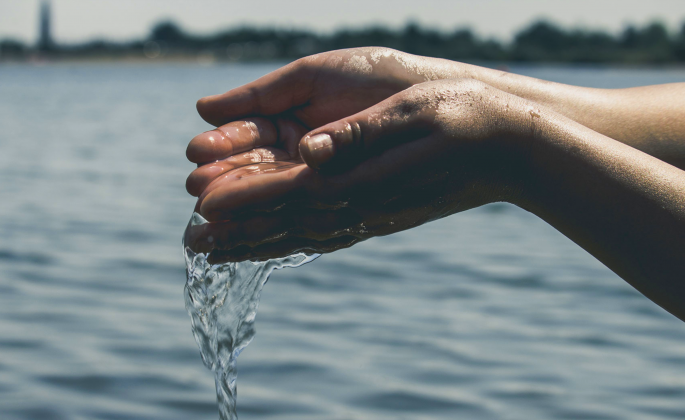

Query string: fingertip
185 139 197 163
199 186 234 223
197 94 229 126
186 175 199 197
186 170 210 198
299 133 334 170
196 96 213 121
186 130 225 164
198 191 217 222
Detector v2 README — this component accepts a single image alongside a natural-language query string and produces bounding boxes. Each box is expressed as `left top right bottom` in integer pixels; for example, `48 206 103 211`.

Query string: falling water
183 213 318 419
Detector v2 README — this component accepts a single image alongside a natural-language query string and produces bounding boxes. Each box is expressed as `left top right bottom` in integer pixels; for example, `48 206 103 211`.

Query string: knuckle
247 86 263 114
348 120 364 151
370 46 396 56
291 55 320 77
392 88 428 118
451 77 483 90
398 100 420 117
289 57 307 73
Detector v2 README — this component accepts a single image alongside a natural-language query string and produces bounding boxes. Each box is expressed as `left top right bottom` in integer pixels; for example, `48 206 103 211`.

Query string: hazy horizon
1 0 685 45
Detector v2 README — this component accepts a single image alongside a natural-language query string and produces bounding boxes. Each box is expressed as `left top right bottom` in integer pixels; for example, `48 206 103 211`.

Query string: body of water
1 62 685 420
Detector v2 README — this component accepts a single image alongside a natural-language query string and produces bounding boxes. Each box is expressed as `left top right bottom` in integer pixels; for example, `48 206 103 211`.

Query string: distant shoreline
3 19 685 66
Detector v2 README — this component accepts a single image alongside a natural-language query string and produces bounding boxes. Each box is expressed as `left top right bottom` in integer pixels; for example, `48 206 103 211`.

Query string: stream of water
183 213 319 419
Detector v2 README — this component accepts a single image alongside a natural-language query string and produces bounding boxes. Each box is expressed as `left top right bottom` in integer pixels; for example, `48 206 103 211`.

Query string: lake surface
1 62 685 420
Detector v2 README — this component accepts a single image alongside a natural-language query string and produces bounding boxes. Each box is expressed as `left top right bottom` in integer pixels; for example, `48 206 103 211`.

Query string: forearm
419 56 685 168
508 108 685 321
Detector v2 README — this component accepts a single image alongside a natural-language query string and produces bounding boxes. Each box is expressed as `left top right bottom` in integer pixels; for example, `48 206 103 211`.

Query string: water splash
183 213 319 419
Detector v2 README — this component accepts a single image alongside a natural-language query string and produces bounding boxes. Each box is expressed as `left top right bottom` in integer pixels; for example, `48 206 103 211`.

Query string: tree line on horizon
2 19 685 64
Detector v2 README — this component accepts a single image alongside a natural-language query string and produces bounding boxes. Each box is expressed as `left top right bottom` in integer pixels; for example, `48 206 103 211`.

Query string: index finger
195 57 321 126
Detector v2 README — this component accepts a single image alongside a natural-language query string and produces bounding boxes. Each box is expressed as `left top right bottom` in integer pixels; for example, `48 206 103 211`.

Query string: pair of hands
185 48 536 262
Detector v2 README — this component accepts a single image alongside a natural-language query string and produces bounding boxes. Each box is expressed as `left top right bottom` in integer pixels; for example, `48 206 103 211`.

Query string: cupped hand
195 47 448 130
186 48 454 201
187 79 538 262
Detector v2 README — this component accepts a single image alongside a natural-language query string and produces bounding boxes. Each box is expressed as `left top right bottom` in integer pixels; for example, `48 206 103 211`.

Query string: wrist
477 96 558 208
500 101 594 211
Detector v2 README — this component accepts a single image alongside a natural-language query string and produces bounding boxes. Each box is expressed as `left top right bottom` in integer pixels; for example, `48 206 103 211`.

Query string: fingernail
302 133 334 168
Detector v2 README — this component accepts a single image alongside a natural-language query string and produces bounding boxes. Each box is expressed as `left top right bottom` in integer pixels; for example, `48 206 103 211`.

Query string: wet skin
185 48 685 322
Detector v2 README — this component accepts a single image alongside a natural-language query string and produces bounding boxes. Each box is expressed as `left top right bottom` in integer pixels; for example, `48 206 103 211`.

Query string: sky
1 0 685 44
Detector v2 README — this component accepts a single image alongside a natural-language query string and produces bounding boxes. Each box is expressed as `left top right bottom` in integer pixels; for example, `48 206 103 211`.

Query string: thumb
298 93 427 171
196 59 317 126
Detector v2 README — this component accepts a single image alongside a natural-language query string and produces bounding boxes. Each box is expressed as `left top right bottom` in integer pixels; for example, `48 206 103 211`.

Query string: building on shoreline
38 0 54 52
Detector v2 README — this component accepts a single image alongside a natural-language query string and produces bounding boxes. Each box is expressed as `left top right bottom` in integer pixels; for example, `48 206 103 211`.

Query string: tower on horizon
38 0 54 51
